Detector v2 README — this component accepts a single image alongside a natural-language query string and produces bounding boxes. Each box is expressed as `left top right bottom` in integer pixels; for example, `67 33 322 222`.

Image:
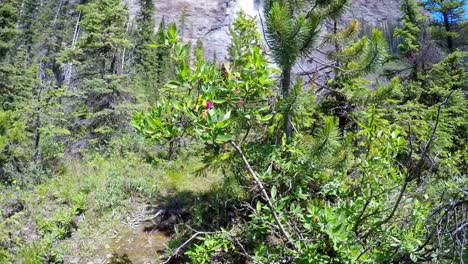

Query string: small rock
2 199 24 218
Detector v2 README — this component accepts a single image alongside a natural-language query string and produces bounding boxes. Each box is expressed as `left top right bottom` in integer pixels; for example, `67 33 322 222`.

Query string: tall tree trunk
168 140 174 160
53 0 63 25
34 55 47 163
101 58 106 79
119 20 131 75
333 19 339 55
109 53 116 75
443 12 454 52
33 113 41 162
282 68 293 139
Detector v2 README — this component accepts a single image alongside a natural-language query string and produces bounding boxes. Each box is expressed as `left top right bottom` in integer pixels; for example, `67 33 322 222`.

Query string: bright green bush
133 10 467 264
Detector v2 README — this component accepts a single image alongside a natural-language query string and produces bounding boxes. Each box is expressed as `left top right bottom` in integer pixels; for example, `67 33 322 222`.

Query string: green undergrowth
0 150 223 263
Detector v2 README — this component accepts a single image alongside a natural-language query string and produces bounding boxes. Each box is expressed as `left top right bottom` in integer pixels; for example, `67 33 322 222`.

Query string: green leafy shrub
132 8 467 264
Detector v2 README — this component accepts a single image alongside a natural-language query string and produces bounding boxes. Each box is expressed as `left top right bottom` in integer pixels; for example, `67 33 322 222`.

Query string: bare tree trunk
101 58 106 79
121 48 126 75
34 54 48 163
282 68 293 140
109 54 116 75
120 20 131 75
53 0 63 25
168 140 174 160
443 12 454 52
333 19 339 55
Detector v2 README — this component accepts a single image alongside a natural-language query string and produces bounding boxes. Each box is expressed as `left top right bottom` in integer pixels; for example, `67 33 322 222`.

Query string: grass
0 150 223 263
159 158 222 193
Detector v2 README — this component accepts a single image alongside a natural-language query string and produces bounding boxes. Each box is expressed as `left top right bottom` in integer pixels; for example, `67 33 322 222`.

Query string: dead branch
162 229 217 264
230 142 296 249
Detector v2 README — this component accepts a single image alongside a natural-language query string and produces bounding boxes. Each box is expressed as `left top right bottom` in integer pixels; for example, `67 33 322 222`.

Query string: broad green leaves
131 99 184 142
130 5 467 264
133 15 277 149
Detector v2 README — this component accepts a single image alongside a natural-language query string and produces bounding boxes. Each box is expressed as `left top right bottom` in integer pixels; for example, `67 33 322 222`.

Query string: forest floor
0 152 223 263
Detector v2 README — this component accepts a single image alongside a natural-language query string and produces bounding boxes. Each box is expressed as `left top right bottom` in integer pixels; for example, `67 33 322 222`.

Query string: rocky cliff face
146 0 403 60
152 0 237 59
344 0 403 25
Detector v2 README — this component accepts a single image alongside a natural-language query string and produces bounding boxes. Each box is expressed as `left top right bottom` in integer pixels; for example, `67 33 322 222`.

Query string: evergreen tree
131 0 159 102
152 19 174 94
321 21 388 134
0 49 37 182
58 0 131 146
394 0 424 56
264 0 349 139
0 0 19 108
16 0 40 66
78 0 129 78
424 0 466 52
133 0 156 66
0 0 70 175
0 0 19 60
392 0 443 80
131 5 174 103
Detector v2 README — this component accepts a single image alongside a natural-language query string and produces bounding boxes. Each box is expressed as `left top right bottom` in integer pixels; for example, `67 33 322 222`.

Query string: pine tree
133 0 156 66
16 0 41 66
0 0 72 174
0 48 36 181
264 0 349 139
58 0 132 146
78 0 129 78
321 22 388 135
0 0 19 60
153 19 174 92
0 0 20 108
131 11 175 103
396 51 466 181
394 0 424 56
424 0 466 52
131 0 159 101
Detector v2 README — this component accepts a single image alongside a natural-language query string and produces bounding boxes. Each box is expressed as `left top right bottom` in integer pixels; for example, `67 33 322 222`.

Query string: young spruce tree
394 0 424 57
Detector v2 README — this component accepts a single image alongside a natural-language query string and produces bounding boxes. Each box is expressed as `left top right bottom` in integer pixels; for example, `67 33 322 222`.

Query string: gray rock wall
144 0 403 60
152 0 238 60
344 0 402 25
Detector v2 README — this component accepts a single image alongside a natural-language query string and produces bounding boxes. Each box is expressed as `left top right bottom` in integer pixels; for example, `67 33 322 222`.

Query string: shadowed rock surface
2 198 24 218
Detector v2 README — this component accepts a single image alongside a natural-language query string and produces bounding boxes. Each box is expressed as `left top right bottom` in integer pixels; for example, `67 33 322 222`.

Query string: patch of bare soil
65 200 171 264
102 223 170 264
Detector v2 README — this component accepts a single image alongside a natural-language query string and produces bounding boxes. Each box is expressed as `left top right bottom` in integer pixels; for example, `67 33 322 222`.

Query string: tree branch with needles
358 91 454 245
